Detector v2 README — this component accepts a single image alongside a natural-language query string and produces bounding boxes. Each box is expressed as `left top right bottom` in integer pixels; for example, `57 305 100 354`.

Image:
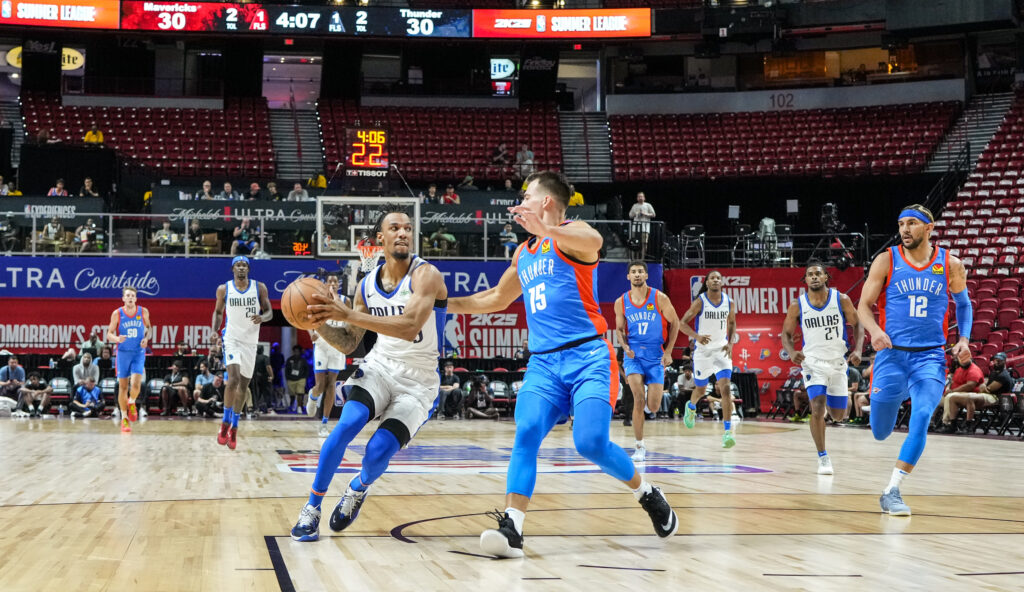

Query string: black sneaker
639 486 678 538
623 418 632 426
329 486 368 532
479 510 524 558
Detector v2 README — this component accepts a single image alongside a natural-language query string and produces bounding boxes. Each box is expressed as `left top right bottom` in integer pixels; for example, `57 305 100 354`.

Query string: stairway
559 112 613 183
269 109 324 182
927 92 1015 172
0 100 25 168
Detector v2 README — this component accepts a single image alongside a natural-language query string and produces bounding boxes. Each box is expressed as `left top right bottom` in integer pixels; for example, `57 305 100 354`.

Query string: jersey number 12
909 295 928 318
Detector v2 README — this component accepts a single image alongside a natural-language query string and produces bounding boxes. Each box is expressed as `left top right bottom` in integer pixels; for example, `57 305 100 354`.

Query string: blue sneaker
879 487 911 516
330 486 369 532
290 504 321 541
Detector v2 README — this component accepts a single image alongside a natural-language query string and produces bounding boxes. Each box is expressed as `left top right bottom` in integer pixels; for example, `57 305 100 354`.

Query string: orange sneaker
121 419 132 433
127 403 138 422
227 427 237 450
217 422 229 446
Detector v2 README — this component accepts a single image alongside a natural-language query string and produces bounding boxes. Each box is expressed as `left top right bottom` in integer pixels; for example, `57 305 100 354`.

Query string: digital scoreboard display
0 0 120 29
119 1 266 31
345 127 389 170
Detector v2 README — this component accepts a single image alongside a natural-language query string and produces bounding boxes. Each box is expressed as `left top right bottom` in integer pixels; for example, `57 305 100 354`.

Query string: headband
231 255 250 267
898 209 932 224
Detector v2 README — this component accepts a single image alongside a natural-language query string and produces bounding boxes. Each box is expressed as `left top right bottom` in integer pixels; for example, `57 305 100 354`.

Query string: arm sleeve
952 288 973 341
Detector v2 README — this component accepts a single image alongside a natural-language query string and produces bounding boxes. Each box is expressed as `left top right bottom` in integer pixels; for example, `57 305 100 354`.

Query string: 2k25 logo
470 313 517 326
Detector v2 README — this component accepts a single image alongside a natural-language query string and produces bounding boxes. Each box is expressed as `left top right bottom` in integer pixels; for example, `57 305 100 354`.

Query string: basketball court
0 415 1020 591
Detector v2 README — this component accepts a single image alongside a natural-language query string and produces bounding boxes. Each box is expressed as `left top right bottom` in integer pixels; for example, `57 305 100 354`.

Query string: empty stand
318 100 562 183
21 93 276 179
608 102 959 182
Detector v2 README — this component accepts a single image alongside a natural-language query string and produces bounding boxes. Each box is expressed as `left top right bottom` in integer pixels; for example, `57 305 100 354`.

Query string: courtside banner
0 0 120 29
664 267 864 411
472 8 650 39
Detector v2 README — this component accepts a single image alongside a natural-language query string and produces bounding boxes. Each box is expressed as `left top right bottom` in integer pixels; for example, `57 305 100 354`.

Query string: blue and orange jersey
514 230 607 353
117 306 147 352
879 245 949 349
619 287 667 354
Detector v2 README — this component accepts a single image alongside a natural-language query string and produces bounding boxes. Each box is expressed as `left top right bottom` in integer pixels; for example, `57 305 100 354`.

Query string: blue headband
898 209 932 224
231 255 250 267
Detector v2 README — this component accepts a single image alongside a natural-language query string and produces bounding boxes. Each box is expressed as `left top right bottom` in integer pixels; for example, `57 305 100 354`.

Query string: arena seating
20 93 276 179
317 100 562 182
609 101 960 181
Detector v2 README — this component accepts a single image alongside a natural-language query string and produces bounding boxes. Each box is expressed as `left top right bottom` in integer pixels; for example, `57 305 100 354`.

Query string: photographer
464 374 499 419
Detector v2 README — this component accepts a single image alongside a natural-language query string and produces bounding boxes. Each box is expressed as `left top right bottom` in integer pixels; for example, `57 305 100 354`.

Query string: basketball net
357 243 383 274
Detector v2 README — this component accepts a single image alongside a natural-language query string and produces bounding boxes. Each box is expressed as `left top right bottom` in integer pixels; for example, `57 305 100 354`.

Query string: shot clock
343 127 390 193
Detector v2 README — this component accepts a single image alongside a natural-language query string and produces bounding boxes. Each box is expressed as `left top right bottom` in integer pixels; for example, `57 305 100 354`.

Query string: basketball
281 277 328 331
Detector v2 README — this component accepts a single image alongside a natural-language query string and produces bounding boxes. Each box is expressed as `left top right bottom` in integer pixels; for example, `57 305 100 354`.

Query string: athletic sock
223 408 233 425
818 450 828 458
885 468 908 493
307 488 326 509
686 401 696 410
348 475 368 493
230 407 239 428
723 420 732 431
632 480 653 501
504 507 525 535
322 417 329 425
635 439 645 449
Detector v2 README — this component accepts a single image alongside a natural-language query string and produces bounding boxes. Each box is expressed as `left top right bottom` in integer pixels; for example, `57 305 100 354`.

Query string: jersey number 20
909 296 928 318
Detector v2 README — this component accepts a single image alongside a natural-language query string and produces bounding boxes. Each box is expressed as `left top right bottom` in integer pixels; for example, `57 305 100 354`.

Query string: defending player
448 171 677 559
614 260 680 462
306 273 349 437
857 204 971 515
781 262 864 475
106 285 151 433
210 256 272 450
290 206 448 542
680 271 738 448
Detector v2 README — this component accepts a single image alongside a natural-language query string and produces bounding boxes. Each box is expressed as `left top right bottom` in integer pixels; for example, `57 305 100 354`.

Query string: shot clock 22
345 128 389 170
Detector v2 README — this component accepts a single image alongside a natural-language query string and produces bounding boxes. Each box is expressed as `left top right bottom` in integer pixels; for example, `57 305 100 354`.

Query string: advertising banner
663 267 865 411
472 8 650 39
0 0 120 29
2 197 105 228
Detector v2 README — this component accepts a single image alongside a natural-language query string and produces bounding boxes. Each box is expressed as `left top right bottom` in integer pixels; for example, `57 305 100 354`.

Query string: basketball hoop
357 243 383 273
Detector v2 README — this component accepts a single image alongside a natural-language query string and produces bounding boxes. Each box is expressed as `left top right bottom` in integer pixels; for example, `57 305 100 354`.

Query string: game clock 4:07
345 128 389 169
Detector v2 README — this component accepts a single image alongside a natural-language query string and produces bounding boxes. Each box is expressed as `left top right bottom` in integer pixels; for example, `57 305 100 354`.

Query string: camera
820 203 845 233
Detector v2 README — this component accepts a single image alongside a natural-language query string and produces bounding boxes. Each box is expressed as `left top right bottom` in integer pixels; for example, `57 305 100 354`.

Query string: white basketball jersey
360 257 441 371
695 292 731 351
799 288 848 361
222 279 261 344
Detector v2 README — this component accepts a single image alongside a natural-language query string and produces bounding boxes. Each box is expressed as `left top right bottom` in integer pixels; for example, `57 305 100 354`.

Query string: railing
663 231 869 270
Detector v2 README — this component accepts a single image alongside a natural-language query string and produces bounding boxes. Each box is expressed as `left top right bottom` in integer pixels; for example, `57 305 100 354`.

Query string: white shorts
344 354 440 445
314 340 346 374
693 348 732 385
223 338 256 379
801 357 849 397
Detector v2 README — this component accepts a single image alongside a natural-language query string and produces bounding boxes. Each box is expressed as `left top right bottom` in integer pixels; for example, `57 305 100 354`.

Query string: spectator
491 142 510 165
502 178 515 192
514 143 535 177
306 171 327 190
218 182 240 201
845 364 862 421
0 213 16 250
1 356 26 403
36 128 61 144
73 352 100 388
628 191 656 259
513 338 531 363
568 184 584 207
854 63 869 83
252 345 273 413
96 346 114 371
42 217 65 243
270 342 285 406
849 362 872 424
195 373 224 417
186 219 204 247
47 179 69 197
285 345 310 413
79 177 100 197
159 360 191 416
244 182 263 201
174 341 193 358
266 182 283 201
429 224 457 248
941 353 1011 432
671 366 696 418
192 360 215 406
195 180 217 200
937 358 985 431
74 218 99 253
437 360 464 419
458 175 478 191
230 217 259 255
152 220 176 252
287 182 310 201
202 345 226 377
498 223 517 259
5 180 20 196
16 371 51 418
0 175 6 195
70 376 103 417
83 124 104 145
440 184 460 205
464 376 498 419
420 183 439 204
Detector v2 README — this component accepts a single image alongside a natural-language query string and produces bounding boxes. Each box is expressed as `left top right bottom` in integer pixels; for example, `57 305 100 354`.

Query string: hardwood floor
0 414 1021 591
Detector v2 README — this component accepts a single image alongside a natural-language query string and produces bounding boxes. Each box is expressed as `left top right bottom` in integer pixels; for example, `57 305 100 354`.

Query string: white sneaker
11 410 29 419
631 445 646 462
318 423 330 437
306 393 322 416
817 455 834 475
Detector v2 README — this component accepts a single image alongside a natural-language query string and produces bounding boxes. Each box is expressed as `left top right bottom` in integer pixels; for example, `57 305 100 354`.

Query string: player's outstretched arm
310 290 366 355
839 293 864 366
614 297 632 358
309 264 447 342
857 250 891 351
781 300 804 365
210 284 227 345
448 259 523 315
658 291 681 367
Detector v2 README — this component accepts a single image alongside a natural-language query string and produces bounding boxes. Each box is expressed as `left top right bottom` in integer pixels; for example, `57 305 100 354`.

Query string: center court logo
276 445 771 475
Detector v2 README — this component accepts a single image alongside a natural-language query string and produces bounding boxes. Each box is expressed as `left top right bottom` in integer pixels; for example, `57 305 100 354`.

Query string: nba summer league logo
276 445 771 475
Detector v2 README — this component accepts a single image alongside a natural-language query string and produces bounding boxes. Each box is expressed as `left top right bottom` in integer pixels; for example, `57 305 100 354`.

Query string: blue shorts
869 347 946 403
623 352 664 385
116 350 146 379
518 338 618 420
